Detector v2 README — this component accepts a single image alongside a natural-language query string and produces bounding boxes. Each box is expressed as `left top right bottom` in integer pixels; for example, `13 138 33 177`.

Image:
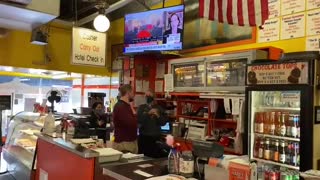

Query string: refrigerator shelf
255 106 300 111
254 133 300 142
252 158 300 170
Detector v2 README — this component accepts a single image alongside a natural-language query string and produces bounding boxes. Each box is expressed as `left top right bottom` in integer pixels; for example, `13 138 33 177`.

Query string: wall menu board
72 27 106 67
258 18 280 42
281 13 306 40
281 0 306 15
306 9 320 36
307 0 320 10
247 62 309 85
268 0 281 18
0 95 11 110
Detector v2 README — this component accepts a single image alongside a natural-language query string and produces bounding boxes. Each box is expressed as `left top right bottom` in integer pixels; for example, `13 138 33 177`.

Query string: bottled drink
168 148 180 174
279 141 286 164
264 112 270 134
286 115 293 137
280 113 287 136
275 112 281 136
291 142 299 166
297 143 300 166
264 139 271 160
286 142 292 165
179 151 194 177
270 140 275 162
269 112 276 135
254 138 260 158
254 112 260 133
291 115 299 138
273 140 280 162
258 140 264 159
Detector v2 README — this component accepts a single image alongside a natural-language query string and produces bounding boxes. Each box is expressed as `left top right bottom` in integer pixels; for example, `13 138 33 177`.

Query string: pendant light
93 1 110 32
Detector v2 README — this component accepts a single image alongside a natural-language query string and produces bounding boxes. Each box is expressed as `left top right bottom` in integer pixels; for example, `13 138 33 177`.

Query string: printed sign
281 0 306 15
258 18 280 42
281 13 305 40
307 9 320 36
306 35 320 51
268 0 281 18
280 92 300 102
307 0 320 10
247 62 309 85
72 27 106 67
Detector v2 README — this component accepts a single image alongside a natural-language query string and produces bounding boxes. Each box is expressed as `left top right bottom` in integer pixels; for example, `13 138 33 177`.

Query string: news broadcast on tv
123 5 184 53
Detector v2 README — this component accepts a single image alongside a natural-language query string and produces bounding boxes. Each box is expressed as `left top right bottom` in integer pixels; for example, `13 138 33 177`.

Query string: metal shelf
256 106 300 111
254 133 300 142
252 158 299 170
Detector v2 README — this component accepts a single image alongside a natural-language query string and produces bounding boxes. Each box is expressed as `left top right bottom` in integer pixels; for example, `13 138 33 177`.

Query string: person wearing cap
137 89 168 157
112 84 138 153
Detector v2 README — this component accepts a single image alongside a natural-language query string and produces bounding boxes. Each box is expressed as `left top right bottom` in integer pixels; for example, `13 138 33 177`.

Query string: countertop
35 133 100 158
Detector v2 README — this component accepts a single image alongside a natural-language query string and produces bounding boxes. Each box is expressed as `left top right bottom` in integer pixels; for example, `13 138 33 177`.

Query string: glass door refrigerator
245 58 316 179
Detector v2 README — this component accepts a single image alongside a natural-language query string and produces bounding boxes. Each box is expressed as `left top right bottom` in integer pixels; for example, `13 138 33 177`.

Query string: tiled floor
0 174 14 180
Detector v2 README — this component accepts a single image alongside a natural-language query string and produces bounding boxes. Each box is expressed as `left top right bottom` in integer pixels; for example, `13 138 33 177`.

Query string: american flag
199 0 269 27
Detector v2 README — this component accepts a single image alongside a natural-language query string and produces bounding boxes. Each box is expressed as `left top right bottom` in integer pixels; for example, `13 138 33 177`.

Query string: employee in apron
137 89 167 157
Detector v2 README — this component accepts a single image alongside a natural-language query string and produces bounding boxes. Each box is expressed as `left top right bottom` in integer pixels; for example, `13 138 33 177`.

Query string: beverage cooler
245 55 318 179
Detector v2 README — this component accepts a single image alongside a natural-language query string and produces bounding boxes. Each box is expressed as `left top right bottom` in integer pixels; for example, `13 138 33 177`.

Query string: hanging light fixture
93 1 110 32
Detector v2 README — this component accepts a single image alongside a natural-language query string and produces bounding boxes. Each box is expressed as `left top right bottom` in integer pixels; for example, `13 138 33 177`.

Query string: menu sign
281 0 305 15
307 0 320 10
258 18 280 42
268 0 281 18
307 9 320 36
306 35 320 51
72 27 106 67
281 13 305 40
247 62 309 85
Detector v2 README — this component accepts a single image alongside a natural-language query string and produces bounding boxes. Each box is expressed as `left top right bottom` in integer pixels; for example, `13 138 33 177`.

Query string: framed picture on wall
315 106 320 124
182 0 256 52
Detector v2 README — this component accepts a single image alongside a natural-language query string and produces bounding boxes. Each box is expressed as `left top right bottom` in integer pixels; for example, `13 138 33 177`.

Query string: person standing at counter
89 102 107 142
112 84 138 153
138 89 167 157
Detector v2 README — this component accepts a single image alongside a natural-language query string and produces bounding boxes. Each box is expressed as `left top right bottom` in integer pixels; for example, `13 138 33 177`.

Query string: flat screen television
123 5 184 54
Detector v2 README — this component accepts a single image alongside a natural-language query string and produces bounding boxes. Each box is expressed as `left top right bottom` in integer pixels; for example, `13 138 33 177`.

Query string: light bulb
93 14 110 32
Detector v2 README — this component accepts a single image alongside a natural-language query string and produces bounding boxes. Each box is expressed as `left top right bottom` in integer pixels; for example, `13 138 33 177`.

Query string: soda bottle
273 140 280 162
286 142 292 165
279 141 286 164
264 112 270 134
286 115 293 137
297 143 300 166
269 112 276 135
254 112 260 133
275 112 281 136
292 142 298 166
259 113 265 133
291 115 299 138
264 139 271 160
280 113 287 136
254 137 260 158
258 139 264 159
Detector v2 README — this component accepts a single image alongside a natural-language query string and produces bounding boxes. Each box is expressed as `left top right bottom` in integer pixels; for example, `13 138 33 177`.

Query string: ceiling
58 0 166 29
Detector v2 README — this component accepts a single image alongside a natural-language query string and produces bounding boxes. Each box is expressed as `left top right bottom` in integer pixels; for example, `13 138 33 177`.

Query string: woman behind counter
89 102 107 142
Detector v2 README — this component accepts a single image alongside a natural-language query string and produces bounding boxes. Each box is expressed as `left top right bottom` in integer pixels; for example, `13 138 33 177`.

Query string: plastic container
179 151 194 178
229 162 252 180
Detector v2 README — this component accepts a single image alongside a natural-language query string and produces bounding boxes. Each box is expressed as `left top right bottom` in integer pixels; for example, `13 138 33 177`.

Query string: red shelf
213 119 237 124
177 115 209 121
177 100 210 104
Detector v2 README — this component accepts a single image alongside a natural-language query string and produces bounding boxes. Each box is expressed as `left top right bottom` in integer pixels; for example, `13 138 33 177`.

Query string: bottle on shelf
286 142 292 165
258 139 264 159
254 137 260 158
275 111 281 136
254 112 261 133
286 115 293 137
264 138 271 160
279 113 287 137
273 140 280 162
269 112 276 135
279 141 286 164
291 142 299 167
264 112 270 134
291 115 299 138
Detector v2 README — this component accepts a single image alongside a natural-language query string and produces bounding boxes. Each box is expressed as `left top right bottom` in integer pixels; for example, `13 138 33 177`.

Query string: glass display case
3 112 42 180
173 62 205 87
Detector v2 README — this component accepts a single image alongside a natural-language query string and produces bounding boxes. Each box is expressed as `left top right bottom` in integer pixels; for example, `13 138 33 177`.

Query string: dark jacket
137 104 167 137
163 28 183 44
89 112 107 128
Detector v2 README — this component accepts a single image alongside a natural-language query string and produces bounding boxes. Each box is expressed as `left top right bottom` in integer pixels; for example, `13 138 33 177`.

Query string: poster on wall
247 62 309 85
307 0 320 10
281 0 306 15
72 27 106 67
306 9 320 36
258 18 280 42
281 13 306 40
268 0 281 18
306 35 320 51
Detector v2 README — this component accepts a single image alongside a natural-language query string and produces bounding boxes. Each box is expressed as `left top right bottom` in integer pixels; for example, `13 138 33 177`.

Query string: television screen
161 122 171 132
124 5 184 53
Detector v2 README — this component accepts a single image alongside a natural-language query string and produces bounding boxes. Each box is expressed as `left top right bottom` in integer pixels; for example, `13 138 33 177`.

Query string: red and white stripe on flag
199 0 269 27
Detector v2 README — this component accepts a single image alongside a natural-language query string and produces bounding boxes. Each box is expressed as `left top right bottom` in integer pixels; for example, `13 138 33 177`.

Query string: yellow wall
0 27 111 76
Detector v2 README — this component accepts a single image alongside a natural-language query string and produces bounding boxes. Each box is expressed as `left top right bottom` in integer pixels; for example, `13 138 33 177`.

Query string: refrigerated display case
168 50 268 92
246 58 316 178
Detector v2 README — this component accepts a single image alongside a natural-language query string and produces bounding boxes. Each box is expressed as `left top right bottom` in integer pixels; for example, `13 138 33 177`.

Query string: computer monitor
161 122 171 133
